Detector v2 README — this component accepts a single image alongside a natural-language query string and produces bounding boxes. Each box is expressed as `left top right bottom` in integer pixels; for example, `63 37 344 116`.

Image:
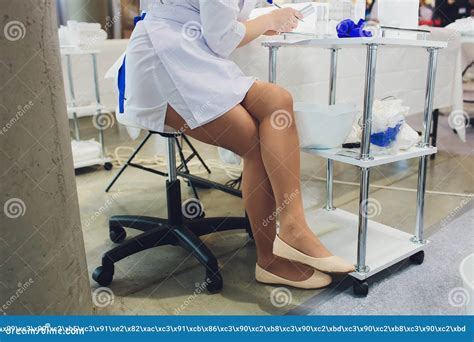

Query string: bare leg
165 104 314 281
242 81 332 258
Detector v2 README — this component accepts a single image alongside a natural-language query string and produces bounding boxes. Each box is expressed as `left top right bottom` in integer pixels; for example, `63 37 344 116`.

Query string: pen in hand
266 0 305 23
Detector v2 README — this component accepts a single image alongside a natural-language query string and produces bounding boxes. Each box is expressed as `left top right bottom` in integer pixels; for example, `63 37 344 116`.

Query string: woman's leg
242 81 332 258
165 104 313 281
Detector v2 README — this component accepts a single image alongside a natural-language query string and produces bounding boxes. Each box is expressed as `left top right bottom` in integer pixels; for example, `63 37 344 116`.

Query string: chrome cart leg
268 46 279 84
325 48 339 211
356 44 378 275
72 112 80 140
413 48 439 244
359 45 378 161
357 167 371 273
66 55 80 140
92 53 107 159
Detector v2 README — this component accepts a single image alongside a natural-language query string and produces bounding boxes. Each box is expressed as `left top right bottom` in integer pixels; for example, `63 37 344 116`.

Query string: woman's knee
273 86 294 111
244 83 295 124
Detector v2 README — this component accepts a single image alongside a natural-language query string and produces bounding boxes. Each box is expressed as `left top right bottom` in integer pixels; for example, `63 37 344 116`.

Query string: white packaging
314 3 330 36
378 0 419 29
352 0 366 22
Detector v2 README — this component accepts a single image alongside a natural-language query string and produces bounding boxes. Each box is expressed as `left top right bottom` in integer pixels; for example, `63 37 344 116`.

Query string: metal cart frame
263 37 446 295
63 48 112 170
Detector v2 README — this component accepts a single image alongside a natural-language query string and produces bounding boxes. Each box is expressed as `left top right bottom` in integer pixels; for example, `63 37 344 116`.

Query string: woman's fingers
268 7 302 33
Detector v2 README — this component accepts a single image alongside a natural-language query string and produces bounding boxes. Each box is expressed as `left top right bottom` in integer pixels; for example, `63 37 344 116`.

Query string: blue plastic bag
370 123 403 147
337 19 373 38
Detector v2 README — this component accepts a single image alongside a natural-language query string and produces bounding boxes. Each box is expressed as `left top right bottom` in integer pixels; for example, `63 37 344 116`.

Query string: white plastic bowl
460 253 474 315
295 103 358 149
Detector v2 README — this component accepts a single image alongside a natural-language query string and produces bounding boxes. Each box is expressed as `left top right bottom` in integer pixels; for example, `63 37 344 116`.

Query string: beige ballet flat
255 264 332 289
273 235 355 274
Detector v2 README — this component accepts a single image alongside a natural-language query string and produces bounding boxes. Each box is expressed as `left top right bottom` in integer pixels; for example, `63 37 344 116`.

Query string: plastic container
295 103 358 149
460 253 474 315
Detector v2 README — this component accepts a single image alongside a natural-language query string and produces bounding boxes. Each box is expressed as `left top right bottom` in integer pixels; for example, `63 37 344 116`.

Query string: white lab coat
123 0 258 132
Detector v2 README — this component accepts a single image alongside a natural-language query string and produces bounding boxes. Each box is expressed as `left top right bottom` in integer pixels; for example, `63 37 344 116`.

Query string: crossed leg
165 81 332 281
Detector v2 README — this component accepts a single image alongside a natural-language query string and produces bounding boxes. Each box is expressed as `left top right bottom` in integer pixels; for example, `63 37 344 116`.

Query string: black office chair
92 130 252 293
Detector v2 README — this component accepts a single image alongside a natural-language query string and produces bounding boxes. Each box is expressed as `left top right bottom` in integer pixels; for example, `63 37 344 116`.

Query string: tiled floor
74 107 473 315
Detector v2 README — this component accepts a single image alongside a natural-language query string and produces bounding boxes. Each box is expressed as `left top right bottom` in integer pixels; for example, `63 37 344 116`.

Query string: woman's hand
239 8 302 48
266 8 303 33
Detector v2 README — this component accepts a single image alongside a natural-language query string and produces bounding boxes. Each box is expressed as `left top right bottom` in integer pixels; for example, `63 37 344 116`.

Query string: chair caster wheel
410 251 424 265
104 162 113 171
109 225 126 243
353 280 369 296
205 272 223 294
92 266 114 286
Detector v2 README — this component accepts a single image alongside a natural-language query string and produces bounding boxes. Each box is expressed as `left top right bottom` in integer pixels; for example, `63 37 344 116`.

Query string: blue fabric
118 55 126 114
134 12 147 26
336 19 373 38
118 13 147 114
370 123 403 147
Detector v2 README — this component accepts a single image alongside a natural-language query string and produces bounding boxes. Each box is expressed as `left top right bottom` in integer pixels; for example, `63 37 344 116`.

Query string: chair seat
116 111 179 135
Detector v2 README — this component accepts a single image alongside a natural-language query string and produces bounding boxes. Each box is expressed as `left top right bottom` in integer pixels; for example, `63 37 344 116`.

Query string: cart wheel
92 266 114 286
205 271 223 294
109 225 126 243
353 279 369 296
410 251 425 265
104 162 113 171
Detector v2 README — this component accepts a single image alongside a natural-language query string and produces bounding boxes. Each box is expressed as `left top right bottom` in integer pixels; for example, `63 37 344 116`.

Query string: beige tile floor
74 110 473 315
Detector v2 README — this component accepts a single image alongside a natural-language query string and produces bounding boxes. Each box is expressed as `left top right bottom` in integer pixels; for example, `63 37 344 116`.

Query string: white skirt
124 19 256 132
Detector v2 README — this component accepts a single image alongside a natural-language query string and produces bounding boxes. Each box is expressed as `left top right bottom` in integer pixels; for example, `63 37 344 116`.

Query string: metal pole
328 49 338 105
66 54 81 140
167 138 177 182
359 44 378 161
357 167 370 272
325 48 339 211
91 53 106 157
269 46 278 84
356 44 378 273
414 48 439 243
419 48 439 148
91 53 102 105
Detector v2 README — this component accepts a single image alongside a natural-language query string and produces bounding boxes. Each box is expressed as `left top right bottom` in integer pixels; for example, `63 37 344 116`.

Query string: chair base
92 179 251 294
